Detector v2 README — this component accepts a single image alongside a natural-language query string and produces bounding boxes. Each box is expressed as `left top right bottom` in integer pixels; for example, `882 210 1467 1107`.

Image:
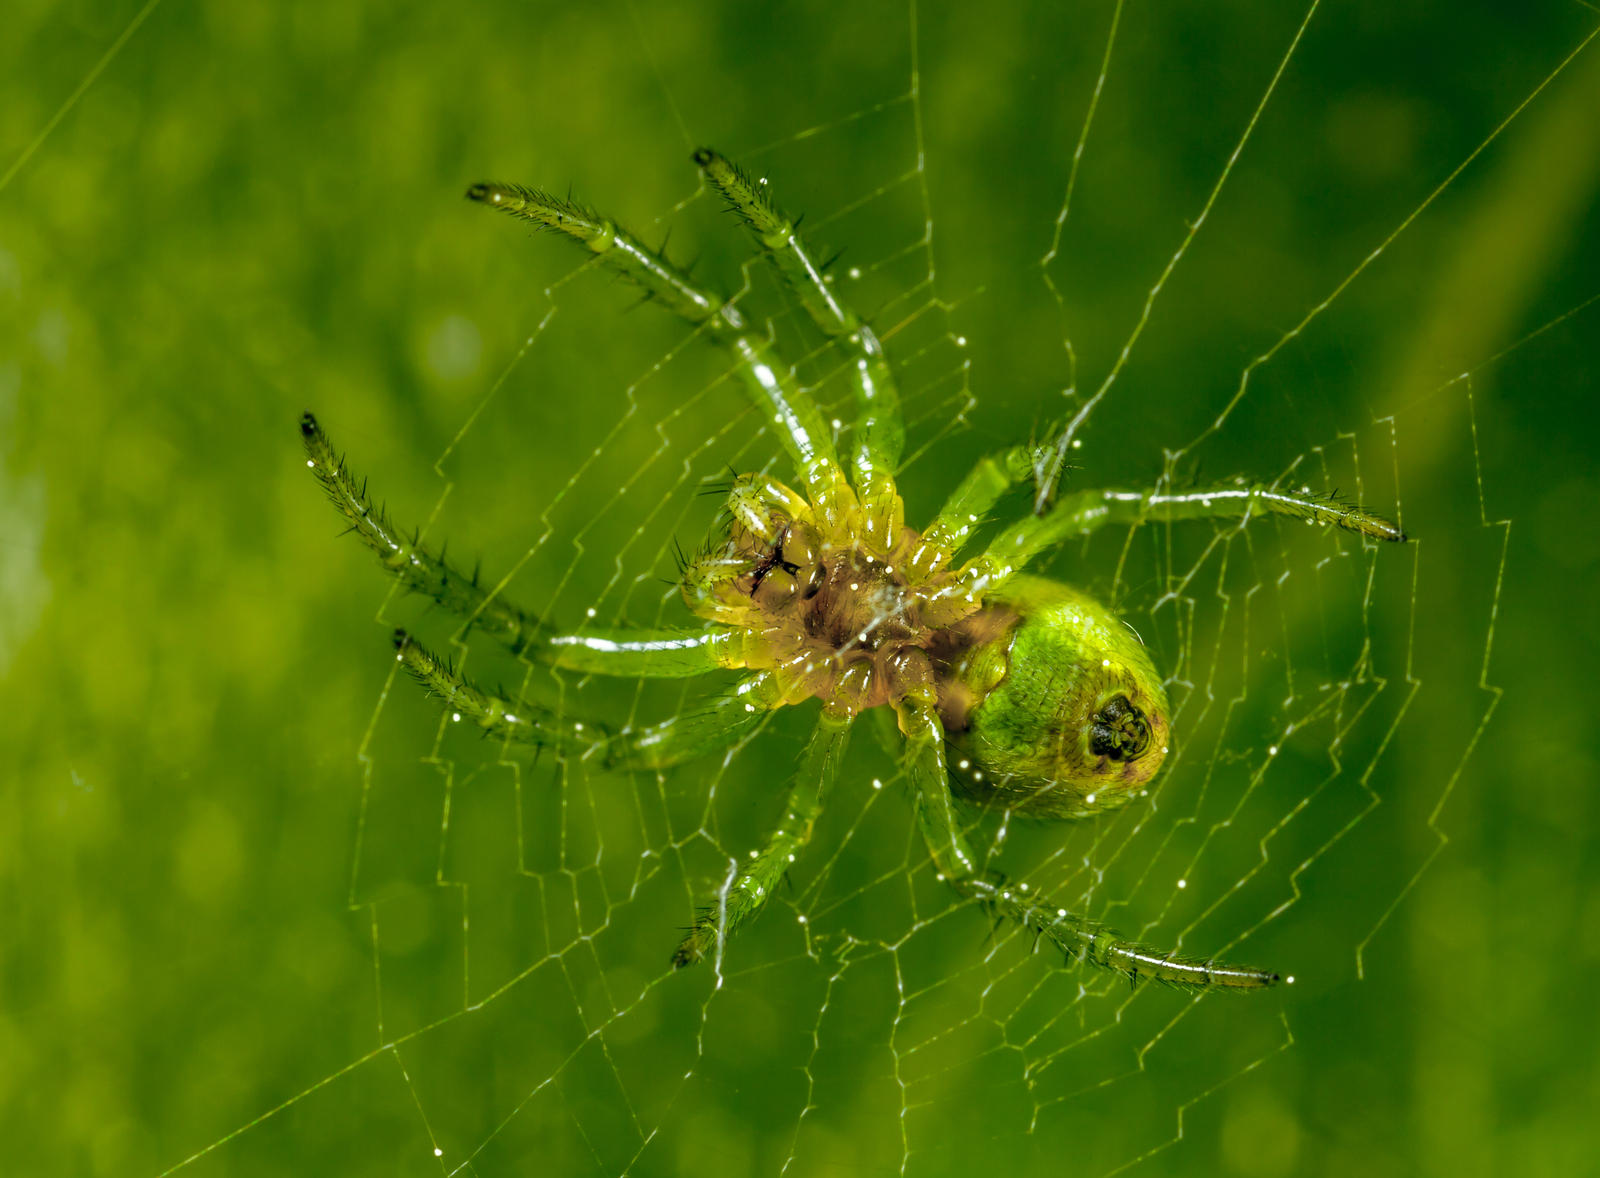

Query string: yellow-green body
948 577 1171 820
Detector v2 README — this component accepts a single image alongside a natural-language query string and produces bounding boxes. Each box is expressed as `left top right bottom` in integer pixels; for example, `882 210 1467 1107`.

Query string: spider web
176 5 1586 1176
254 8 1586 1174
5 0 1596 1175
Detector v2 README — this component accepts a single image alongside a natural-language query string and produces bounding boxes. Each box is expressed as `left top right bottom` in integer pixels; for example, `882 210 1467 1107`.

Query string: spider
302 148 1405 990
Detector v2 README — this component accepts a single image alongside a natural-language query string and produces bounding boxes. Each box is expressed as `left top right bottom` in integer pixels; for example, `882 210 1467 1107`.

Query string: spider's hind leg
672 708 854 969
895 694 1278 991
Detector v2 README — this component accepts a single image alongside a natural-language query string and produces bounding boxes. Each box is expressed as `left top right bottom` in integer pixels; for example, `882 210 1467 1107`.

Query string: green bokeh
3 1 1597 1175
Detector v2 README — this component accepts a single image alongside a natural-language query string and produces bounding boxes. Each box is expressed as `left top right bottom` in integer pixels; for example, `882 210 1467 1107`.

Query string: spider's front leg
894 693 1279 991
672 707 854 968
465 177 856 522
693 148 905 551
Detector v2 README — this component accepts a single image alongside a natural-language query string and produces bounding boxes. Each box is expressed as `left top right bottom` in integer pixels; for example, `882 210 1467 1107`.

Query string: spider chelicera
302 148 1404 989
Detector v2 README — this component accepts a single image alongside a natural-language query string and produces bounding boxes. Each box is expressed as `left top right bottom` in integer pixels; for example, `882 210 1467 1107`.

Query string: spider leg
395 629 776 770
304 413 539 653
951 481 1406 597
1117 484 1404 540
906 444 1036 576
672 708 854 968
305 413 744 678
894 694 1278 990
466 183 851 516
542 629 743 677
693 149 905 550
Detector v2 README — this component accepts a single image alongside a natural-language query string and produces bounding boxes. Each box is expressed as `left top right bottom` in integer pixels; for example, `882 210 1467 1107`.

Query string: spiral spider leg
466 181 851 515
396 629 776 769
672 708 854 969
693 148 904 549
895 696 1277 991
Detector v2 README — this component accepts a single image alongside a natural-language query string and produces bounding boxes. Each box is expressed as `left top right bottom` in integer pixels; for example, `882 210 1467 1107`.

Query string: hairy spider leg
465 181 858 525
927 478 1408 605
693 148 905 553
304 412 747 678
894 694 1277 990
303 412 538 654
672 708 855 968
396 629 777 770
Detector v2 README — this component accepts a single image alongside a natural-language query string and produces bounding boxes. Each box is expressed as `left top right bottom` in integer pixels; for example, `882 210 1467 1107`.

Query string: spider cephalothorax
684 468 952 710
305 146 1404 989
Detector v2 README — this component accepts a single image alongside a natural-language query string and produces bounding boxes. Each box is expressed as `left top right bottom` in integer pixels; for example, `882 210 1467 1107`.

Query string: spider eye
1089 695 1152 762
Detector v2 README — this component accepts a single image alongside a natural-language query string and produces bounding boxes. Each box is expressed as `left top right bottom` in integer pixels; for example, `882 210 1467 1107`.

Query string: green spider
302 148 1405 990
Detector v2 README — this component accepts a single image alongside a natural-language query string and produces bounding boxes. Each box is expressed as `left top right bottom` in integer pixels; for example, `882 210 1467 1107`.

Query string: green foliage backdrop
2 1 1597 1175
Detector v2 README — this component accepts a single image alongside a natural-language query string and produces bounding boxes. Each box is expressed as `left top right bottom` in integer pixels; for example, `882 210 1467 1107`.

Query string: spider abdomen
940 577 1171 820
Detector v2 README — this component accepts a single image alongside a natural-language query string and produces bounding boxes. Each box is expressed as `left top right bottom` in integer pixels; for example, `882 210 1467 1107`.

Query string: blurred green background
3 1 1598 1175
